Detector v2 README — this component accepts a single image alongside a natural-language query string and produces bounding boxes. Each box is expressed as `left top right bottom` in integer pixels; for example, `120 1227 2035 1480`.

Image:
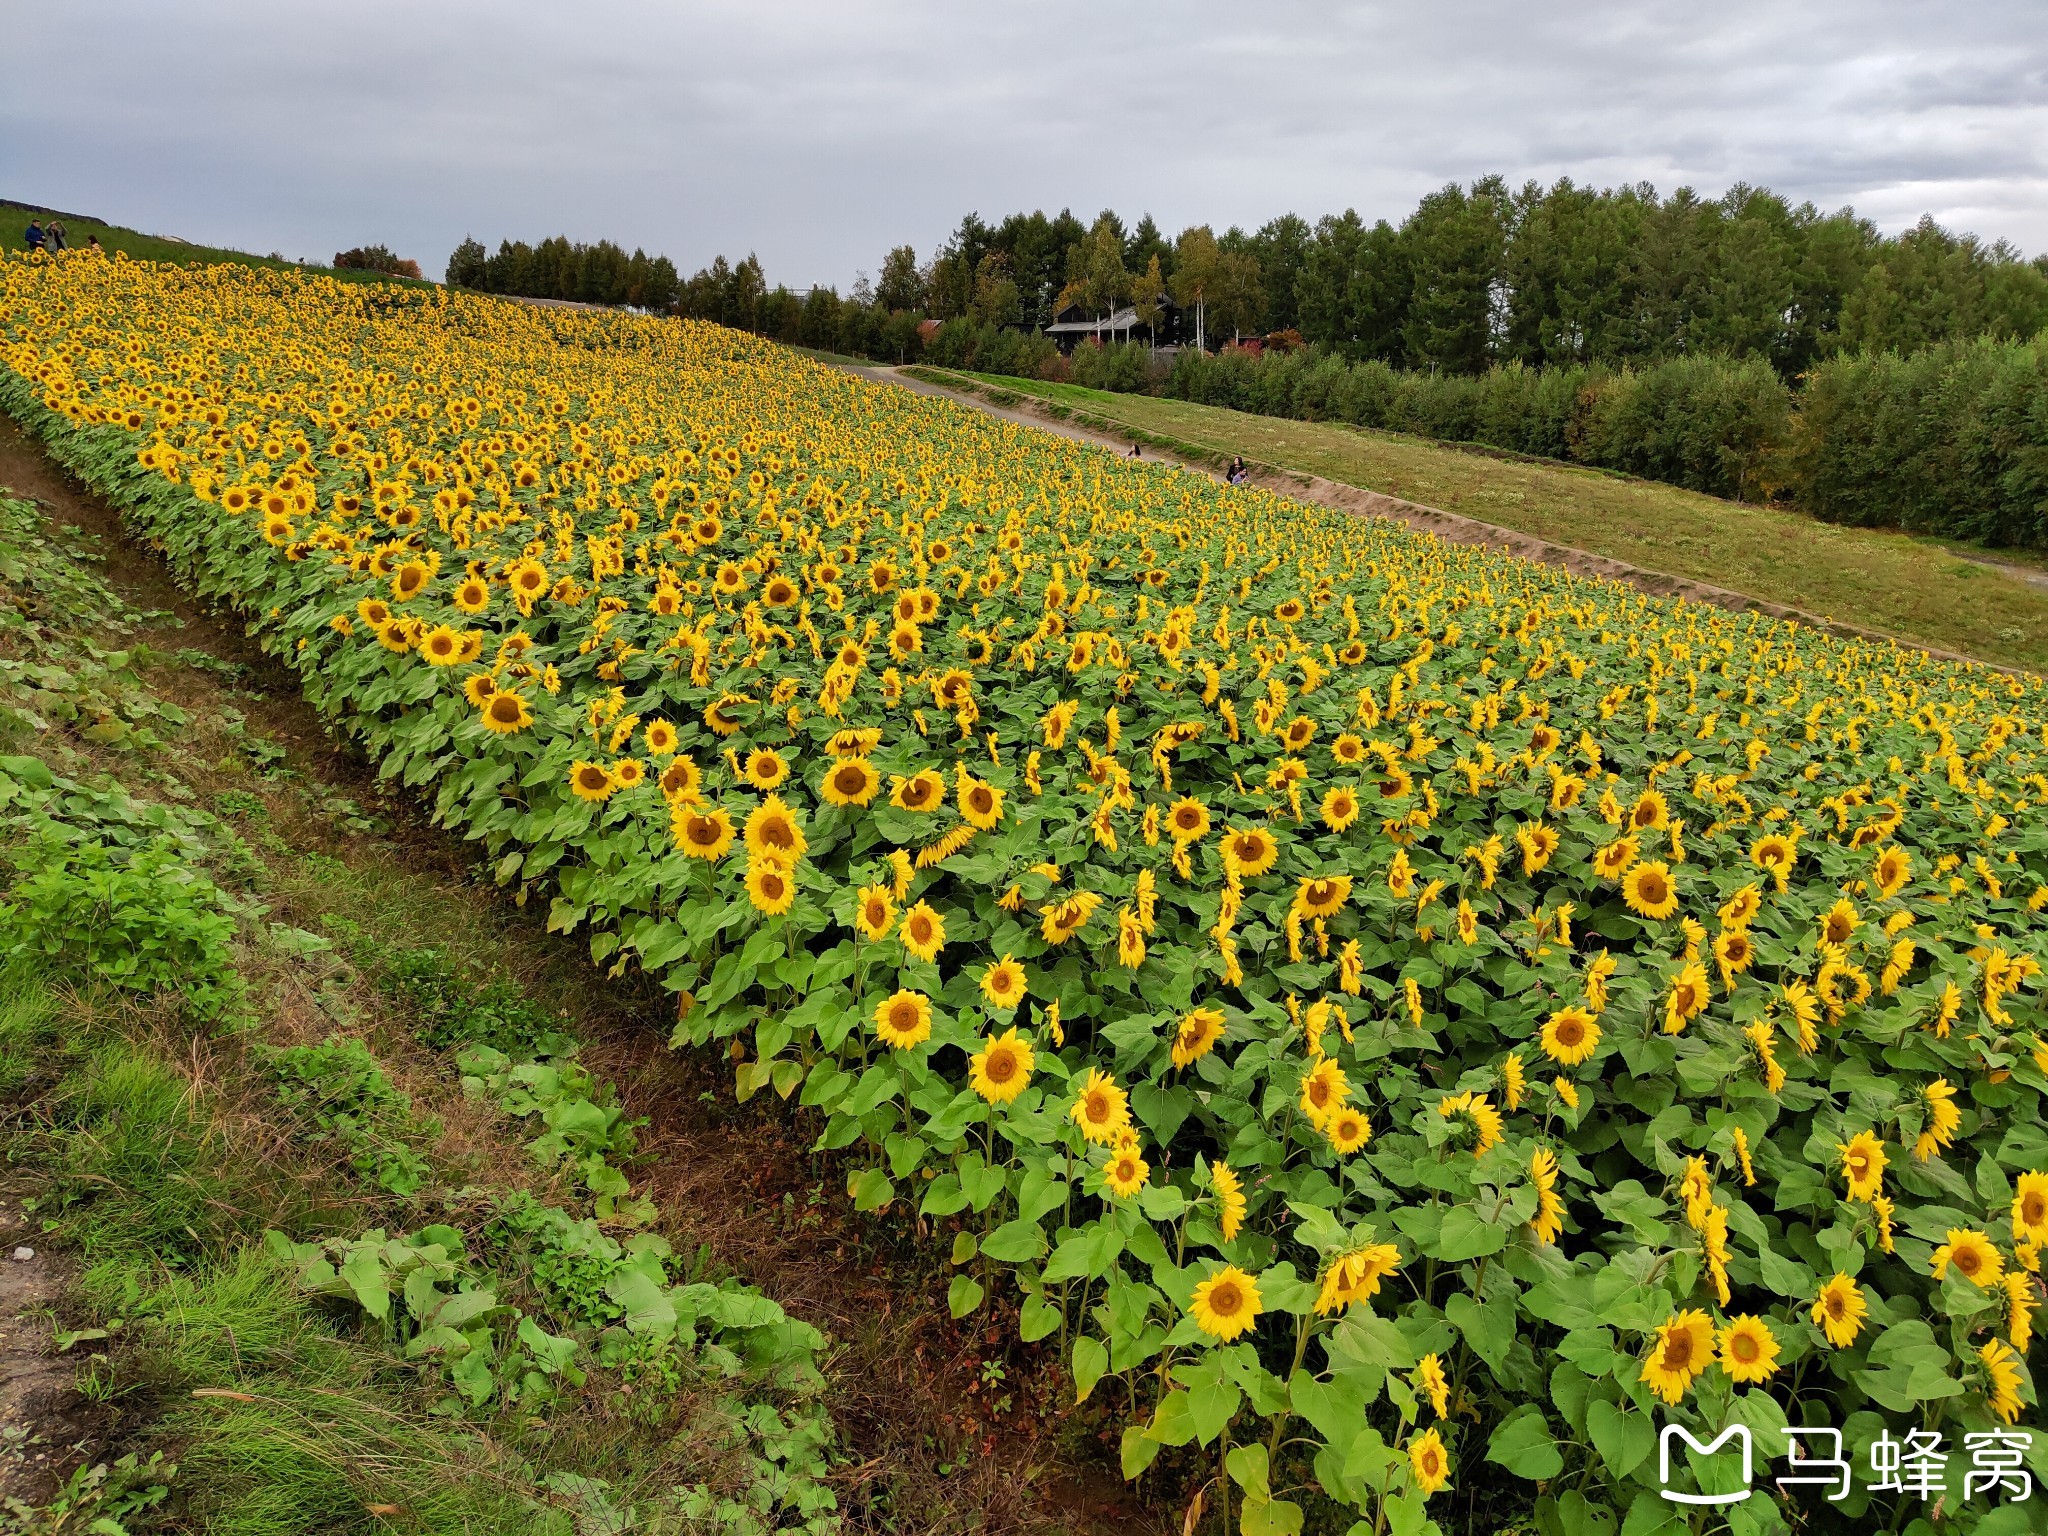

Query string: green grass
789 344 883 370
2 199 429 287
914 367 2048 674
0 977 536 1535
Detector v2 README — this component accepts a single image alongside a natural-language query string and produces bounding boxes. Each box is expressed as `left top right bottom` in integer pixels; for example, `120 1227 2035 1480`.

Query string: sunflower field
6 250 2048 1535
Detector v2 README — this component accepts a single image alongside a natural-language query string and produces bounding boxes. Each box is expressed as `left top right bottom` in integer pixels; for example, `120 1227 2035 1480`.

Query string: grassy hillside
1 198 426 286
911 367 2048 674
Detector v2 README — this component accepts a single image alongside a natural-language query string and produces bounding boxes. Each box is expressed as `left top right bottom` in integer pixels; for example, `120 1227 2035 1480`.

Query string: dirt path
852 365 2006 672
0 1189 84 1508
0 412 1159 1535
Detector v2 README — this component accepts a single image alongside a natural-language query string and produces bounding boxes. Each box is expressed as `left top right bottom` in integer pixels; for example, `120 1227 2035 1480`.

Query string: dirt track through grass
902 367 2048 674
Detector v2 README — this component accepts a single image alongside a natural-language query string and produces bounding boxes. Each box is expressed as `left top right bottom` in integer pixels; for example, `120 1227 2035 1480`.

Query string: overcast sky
5 0 2044 286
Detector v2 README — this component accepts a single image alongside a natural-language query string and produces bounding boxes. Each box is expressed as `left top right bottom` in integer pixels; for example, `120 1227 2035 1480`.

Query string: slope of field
2 197 425 285
909 367 2048 674
4 255 2046 1535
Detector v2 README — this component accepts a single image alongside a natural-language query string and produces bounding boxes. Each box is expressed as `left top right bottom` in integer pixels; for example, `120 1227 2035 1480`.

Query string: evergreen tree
445 237 488 290
1401 180 1507 372
1125 214 1171 280
876 245 922 313
1248 214 1311 332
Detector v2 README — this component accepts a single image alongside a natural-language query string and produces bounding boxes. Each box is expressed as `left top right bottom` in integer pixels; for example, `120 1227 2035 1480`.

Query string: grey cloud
1 0 2042 287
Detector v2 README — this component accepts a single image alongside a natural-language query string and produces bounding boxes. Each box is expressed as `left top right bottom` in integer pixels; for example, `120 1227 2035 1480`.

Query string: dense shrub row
1151 339 2048 543
1786 337 2048 547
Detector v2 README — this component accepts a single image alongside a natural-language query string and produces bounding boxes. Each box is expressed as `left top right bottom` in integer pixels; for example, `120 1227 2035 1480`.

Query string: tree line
446 235 680 311
441 180 2048 545
675 178 2048 378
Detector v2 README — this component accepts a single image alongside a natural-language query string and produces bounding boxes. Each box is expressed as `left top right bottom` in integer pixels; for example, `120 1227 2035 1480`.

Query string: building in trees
1044 293 1186 353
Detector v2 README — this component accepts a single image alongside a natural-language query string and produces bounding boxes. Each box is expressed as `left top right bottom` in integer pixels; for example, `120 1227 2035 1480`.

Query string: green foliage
459 1038 652 1224
263 1034 437 1197
369 942 559 1053
272 1202 839 1528
12 1450 176 1535
1789 334 2048 545
1067 338 1158 393
1168 347 1795 502
0 828 241 1017
922 317 1058 378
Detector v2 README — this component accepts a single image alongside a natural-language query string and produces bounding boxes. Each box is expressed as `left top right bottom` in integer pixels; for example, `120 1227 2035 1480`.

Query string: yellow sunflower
1069 1068 1130 1145
2012 1172 2048 1244
742 748 790 791
1325 1106 1372 1154
1594 835 1641 881
1319 785 1361 833
745 858 797 916
1100 1144 1149 1199
956 769 1004 829
873 989 932 1050
1932 1229 2004 1287
899 900 946 962
479 690 532 734
1409 1428 1450 1498
1210 1159 1246 1240
1718 1316 1780 1384
1171 1007 1226 1069
1298 1058 1350 1126
889 769 946 812
1640 1310 1715 1404
821 755 881 807
1621 859 1678 919
569 760 616 802
1222 826 1280 877
673 805 735 861
658 757 703 804
1540 1004 1600 1067
1166 795 1212 843
978 955 1026 1011
1982 1337 2026 1424
1188 1265 1263 1341
1437 1091 1503 1156
1838 1131 1887 1202
969 1027 1035 1105
1811 1272 1867 1347
744 795 806 861
852 883 895 941
1293 874 1352 920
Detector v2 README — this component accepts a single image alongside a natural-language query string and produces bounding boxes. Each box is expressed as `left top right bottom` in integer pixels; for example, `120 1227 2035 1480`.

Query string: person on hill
46 221 66 251
85 234 102 254
23 220 45 254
